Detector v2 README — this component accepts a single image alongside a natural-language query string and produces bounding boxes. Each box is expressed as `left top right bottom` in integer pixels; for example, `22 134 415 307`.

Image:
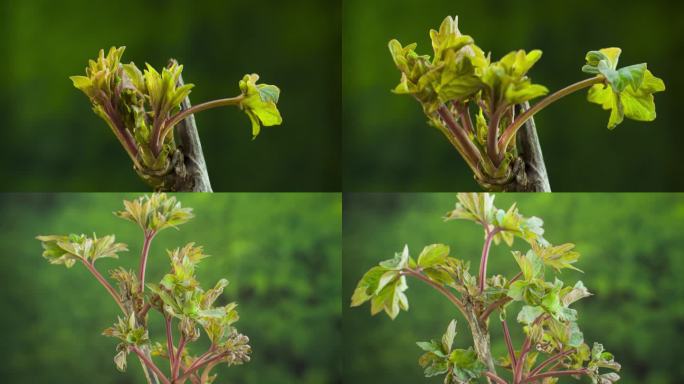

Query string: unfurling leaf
238 74 282 138
583 47 665 129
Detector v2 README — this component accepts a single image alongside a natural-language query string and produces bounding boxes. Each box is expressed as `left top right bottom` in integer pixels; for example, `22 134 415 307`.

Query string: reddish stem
173 335 187 379
138 232 156 292
502 319 517 371
403 269 466 314
437 106 484 176
165 315 175 372
81 259 126 313
515 315 546 383
498 76 604 153
484 371 508 384
177 352 227 383
132 346 171 384
478 227 501 293
529 349 574 376
524 369 588 382
453 101 474 135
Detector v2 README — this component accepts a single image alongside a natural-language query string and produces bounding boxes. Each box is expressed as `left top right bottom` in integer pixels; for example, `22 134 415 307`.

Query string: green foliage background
343 193 684 383
0 193 341 383
343 0 682 191
0 0 340 191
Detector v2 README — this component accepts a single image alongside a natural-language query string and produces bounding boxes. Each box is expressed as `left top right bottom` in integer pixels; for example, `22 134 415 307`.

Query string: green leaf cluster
444 192 547 246
114 193 193 234
416 320 486 383
146 242 250 366
389 16 548 115
102 313 150 372
349 245 410 319
583 48 665 129
36 233 127 267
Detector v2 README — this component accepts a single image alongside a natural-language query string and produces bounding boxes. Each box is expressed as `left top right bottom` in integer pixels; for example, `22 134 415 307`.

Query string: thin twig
529 349 574 376
165 315 175 373
132 346 171 384
138 232 156 292
502 319 517 371
485 371 508 384
523 369 588 382
403 268 466 314
478 227 501 293
81 260 126 313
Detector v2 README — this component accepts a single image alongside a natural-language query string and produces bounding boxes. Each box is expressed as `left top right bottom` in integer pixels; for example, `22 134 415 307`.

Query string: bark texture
169 64 213 192
504 102 551 192
464 301 496 384
145 60 213 192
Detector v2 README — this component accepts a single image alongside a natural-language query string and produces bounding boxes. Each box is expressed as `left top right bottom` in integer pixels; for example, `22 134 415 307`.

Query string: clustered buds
70 47 283 189
388 16 664 190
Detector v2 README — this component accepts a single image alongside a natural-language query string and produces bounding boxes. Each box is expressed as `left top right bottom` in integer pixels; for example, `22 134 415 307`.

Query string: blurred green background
343 193 684 383
343 0 683 191
1 0 340 191
0 193 341 383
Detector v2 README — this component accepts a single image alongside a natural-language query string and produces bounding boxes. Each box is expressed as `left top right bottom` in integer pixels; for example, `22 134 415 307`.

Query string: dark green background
0 193 341 383
1 0 340 191
343 0 682 191
343 193 684 383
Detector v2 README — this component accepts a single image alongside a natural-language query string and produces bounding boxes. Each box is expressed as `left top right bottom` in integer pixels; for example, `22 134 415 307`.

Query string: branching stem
484 371 508 384
132 346 171 384
437 106 485 179
403 268 466 315
523 369 588 383
529 349 574 377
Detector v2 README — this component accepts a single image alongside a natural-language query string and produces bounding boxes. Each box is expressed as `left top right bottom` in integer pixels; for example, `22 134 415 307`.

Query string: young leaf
583 48 665 129
442 319 457 353
350 266 388 307
417 243 450 268
379 245 410 270
238 74 283 138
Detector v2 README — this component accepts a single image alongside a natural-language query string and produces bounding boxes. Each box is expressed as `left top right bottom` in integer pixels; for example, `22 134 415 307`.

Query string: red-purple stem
81 260 126 313
132 346 171 384
138 231 156 292
502 319 517 371
529 349 574 376
484 371 508 384
165 315 175 373
523 369 588 383
478 227 501 293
